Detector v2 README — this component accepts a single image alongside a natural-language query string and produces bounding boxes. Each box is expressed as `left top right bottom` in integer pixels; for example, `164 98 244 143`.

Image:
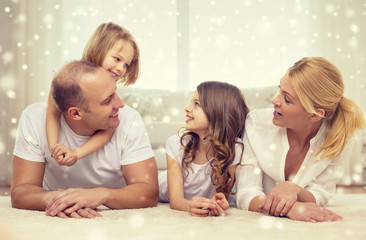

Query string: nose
185 105 190 113
272 94 280 106
113 94 125 109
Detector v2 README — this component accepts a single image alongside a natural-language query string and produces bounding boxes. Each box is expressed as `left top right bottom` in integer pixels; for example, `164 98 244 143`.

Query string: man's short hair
51 60 100 113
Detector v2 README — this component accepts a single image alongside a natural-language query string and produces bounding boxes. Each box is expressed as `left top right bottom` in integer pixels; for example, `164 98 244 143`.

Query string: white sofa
118 86 366 185
118 85 279 169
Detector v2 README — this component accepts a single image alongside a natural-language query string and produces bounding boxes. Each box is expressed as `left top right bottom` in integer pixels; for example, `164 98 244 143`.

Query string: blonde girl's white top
236 108 354 210
159 134 243 202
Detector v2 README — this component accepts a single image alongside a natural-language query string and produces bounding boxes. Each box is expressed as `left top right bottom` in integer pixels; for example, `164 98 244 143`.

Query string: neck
63 114 96 136
287 120 323 148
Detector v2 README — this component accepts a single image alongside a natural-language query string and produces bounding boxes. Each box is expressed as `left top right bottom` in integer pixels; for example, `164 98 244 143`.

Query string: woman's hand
189 197 217 217
286 202 342 223
259 181 300 217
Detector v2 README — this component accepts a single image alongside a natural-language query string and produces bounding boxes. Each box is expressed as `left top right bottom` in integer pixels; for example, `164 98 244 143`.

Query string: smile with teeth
186 115 193 122
110 112 118 117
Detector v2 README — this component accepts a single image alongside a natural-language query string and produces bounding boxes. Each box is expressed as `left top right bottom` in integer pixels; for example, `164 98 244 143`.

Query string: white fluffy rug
1 194 366 240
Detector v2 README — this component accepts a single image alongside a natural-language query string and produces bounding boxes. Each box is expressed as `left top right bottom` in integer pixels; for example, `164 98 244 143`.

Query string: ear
67 107 82 120
310 108 325 122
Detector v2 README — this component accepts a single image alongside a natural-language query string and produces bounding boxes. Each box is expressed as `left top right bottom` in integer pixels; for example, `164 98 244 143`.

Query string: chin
272 117 282 127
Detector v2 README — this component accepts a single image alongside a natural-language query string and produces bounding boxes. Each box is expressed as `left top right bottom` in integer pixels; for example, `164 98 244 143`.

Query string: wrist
97 187 111 205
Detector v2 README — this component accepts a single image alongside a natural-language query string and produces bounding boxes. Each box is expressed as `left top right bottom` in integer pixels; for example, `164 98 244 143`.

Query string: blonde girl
159 81 249 216
46 22 140 166
236 57 365 222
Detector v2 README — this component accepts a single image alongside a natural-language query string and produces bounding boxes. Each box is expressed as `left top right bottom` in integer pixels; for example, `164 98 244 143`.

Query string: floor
1 185 365 196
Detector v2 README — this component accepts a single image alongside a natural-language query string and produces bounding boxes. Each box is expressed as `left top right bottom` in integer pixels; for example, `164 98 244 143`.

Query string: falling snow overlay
0 1 366 239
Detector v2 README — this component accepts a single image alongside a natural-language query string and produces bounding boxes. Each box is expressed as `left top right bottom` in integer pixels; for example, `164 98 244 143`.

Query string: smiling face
272 73 312 130
79 68 125 133
101 40 134 81
185 90 209 137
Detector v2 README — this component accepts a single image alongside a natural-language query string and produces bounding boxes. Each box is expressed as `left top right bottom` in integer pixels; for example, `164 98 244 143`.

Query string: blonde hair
81 22 140 86
180 81 249 195
288 57 365 160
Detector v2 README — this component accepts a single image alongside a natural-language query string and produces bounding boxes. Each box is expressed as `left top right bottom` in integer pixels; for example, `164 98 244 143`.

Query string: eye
114 57 120 62
284 95 290 103
124 63 129 68
194 101 200 107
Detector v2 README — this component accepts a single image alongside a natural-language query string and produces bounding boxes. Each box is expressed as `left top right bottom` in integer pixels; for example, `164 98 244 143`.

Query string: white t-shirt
236 108 354 210
159 134 243 202
13 102 154 191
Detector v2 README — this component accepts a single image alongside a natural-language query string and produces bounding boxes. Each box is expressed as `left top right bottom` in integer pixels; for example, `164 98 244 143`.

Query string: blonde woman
236 57 365 222
46 22 140 166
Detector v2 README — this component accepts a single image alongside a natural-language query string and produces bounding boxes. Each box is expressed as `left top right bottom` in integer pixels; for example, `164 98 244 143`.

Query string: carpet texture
0 194 366 240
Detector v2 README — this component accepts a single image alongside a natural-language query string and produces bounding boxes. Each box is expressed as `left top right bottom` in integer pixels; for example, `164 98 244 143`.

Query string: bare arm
75 129 115 159
104 157 159 209
46 93 61 152
53 129 116 166
11 155 58 210
46 157 159 216
167 155 216 216
167 154 191 212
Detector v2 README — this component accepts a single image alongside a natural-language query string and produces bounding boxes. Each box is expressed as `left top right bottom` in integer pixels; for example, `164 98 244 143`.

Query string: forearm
248 195 266 213
75 129 114 159
102 182 158 209
170 197 191 212
46 93 61 150
297 187 316 203
11 184 58 211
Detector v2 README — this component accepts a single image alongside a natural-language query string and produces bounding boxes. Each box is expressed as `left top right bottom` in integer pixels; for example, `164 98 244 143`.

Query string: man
11 61 158 218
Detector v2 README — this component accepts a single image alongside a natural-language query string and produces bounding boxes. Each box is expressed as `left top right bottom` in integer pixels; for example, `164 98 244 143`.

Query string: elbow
143 186 159 208
10 186 23 209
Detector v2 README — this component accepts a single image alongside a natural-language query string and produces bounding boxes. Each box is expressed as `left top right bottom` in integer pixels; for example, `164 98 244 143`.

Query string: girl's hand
286 202 342 223
258 181 300 217
189 197 217 217
51 144 79 166
209 193 229 216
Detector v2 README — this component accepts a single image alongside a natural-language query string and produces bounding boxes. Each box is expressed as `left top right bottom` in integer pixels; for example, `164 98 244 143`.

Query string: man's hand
45 188 107 217
55 207 102 219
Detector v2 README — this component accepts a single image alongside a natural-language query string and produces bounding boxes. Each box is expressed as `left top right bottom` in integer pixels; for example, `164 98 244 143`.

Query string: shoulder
22 102 47 117
166 134 183 149
19 102 47 127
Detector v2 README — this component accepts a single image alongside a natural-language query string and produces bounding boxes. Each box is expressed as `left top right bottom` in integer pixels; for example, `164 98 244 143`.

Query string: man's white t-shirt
159 134 243 202
13 102 154 191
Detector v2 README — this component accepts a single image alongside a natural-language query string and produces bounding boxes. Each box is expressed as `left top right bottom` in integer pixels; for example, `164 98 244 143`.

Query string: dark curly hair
180 81 249 195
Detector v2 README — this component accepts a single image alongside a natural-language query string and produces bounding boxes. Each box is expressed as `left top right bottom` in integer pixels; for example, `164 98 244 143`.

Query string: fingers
273 199 286 217
191 208 210 217
190 197 217 217
76 208 102 218
260 193 274 215
54 209 101 219
46 191 77 217
279 199 296 217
